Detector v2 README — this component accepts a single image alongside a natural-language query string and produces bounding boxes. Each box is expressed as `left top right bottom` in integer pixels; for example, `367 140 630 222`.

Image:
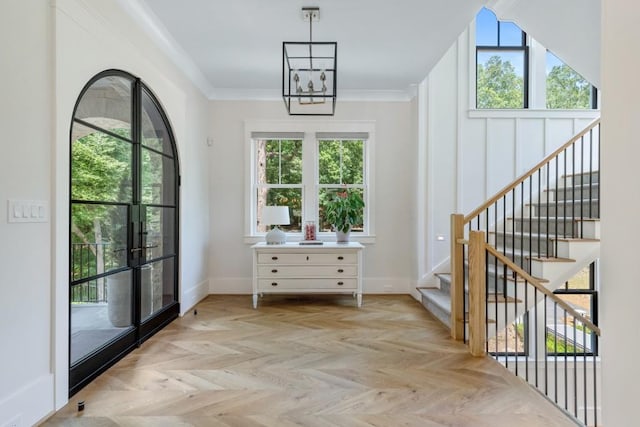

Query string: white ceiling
126 0 485 100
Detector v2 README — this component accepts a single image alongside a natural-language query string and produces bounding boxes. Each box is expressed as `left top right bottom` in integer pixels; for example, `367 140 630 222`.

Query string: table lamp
262 206 290 244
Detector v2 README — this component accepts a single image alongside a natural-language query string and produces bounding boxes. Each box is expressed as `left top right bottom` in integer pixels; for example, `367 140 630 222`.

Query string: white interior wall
600 1 640 425
419 25 600 285
0 0 211 424
209 100 416 296
0 1 54 425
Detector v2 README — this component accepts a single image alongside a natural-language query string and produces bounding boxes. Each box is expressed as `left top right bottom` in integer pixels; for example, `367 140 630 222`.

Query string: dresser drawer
257 278 357 291
257 265 357 278
257 252 357 265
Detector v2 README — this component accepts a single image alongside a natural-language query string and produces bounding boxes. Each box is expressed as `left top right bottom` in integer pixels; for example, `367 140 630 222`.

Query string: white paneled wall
418 26 599 285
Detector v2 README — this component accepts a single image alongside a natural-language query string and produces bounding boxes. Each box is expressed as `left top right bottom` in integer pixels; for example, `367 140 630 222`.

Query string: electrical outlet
2 414 22 427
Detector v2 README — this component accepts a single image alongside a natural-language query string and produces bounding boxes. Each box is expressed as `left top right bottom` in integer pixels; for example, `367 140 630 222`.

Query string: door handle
130 247 143 253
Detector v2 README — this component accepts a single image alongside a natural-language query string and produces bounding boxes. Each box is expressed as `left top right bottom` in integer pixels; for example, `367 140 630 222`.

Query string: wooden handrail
464 118 600 224
485 244 601 336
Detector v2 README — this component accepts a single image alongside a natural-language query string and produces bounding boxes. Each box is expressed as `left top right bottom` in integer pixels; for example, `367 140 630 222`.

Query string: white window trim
244 120 376 244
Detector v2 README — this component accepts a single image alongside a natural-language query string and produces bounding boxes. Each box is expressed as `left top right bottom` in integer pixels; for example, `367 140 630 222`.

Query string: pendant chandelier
282 7 337 116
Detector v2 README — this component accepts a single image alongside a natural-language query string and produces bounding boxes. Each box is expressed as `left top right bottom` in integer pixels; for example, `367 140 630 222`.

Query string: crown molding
210 87 416 102
117 0 216 98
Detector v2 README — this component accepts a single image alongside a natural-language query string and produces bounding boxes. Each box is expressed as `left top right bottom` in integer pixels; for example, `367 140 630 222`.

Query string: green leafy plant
324 189 365 233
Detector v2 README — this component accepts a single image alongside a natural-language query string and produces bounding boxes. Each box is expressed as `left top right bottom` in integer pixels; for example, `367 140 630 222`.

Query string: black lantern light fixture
283 7 337 115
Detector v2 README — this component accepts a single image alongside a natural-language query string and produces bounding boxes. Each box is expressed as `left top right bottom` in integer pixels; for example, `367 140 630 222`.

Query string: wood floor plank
43 295 575 426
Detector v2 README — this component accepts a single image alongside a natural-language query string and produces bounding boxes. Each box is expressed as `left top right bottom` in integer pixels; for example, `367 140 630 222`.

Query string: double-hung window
247 125 373 241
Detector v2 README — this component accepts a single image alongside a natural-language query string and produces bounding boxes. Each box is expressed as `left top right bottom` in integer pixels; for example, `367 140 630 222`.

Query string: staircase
417 118 602 426
418 120 601 337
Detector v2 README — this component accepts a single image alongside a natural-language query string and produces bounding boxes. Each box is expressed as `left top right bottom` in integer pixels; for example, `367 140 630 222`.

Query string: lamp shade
261 206 290 226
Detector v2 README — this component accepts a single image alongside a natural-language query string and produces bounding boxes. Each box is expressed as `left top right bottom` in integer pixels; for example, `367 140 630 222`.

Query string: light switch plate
7 199 48 223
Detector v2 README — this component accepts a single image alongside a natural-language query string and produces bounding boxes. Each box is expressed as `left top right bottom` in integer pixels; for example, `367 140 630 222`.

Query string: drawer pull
306 256 309 261
337 269 344 273
271 282 278 286
272 256 278 260
271 269 278 273
337 256 344 260
337 281 344 286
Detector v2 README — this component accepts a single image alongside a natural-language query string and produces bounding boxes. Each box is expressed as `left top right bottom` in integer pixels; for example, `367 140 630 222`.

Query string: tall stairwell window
476 7 528 109
546 51 598 109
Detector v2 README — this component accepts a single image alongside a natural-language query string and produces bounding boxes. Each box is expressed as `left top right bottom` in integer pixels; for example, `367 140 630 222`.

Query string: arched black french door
69 70 180 395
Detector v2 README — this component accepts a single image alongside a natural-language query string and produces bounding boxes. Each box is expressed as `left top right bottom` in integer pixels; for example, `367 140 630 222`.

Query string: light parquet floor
43 295 576 426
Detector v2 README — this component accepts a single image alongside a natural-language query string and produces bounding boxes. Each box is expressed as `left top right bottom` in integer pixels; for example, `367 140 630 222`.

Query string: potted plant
324 188 365 242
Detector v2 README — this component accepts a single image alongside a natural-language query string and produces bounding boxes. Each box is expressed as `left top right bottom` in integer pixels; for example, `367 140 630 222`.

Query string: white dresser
251 242 364 308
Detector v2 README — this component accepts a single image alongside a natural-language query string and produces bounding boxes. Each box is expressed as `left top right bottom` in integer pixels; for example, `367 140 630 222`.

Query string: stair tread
487 293 523 303
528 256 575 263
418 288 451 312
528 199 599 206
434 272 451 280
489 230 572 239
545 182 600 191
500 274 548 283
508 216 600 222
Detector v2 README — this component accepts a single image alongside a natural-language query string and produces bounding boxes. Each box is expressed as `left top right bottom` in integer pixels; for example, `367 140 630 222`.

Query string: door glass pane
71 203 128 282
141 257 176 322
71 123 132 203
74 75 132 139
71 270 133 365
142 147 176 205
141 88 174 155
144 207 175 261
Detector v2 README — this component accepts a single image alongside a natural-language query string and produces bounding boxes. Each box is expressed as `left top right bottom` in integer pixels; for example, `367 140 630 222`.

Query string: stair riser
441 269 522 297
508 218 576 237
421 295 450 329
564 171 599 187
491 233 556 257
532 202 599 218
546 185 599 202
488 253 531 273
439 276 452 294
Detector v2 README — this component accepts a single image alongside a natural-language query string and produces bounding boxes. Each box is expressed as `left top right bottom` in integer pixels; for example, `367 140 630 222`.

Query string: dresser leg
357 293 362 307
253 293 258 309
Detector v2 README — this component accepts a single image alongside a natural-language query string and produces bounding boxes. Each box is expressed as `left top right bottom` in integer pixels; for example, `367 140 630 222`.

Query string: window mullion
302 133 316 225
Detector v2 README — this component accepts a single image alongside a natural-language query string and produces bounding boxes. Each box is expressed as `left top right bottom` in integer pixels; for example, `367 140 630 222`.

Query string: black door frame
68 69 180 396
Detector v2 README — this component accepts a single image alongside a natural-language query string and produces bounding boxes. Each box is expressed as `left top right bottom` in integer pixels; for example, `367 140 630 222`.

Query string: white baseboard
0 374 54 427
363 277 411 294
180 278 210 315
210 277 252 294
419 257 451 287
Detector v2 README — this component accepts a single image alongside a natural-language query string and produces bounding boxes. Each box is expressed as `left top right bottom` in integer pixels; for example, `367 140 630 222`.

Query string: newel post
450 214 465 340
468 230 487 357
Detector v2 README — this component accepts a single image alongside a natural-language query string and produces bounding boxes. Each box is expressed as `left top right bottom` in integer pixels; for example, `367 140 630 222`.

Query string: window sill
244 234 376 245
468 109 600 119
